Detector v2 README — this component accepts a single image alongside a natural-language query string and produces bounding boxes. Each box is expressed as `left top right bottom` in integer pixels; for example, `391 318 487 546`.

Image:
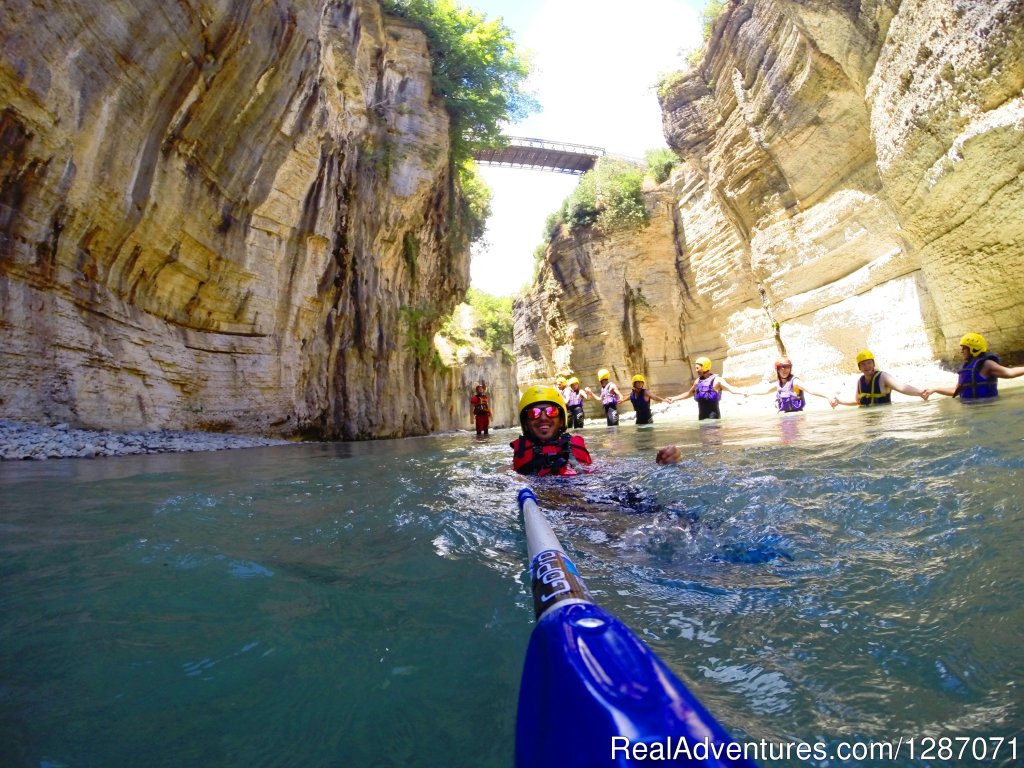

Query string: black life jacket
857 371 891 406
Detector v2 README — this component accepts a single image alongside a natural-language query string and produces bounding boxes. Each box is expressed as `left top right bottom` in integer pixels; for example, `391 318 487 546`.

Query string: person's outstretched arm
881 372 926 399
717 377 747 397
833 382 860 407
982 359 1024 380
922 384 959 398
664 382 697 403
743 381 777 396
791 377 834 402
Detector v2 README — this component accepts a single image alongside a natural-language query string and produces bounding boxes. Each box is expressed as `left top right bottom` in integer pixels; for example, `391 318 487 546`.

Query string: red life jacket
510 433 592 476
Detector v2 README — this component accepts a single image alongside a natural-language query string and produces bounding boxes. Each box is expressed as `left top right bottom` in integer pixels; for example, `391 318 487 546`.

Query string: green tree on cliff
381 1 536 248
555 158 649 234
439 289 513 354
381 0 536 166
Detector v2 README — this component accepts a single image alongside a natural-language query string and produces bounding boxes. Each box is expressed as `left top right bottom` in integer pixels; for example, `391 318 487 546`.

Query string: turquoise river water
1 392 1022 767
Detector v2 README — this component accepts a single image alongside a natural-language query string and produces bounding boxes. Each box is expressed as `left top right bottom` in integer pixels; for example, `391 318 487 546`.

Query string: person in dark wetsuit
923 332 1024 400
628 374 664 424
665 357 745 420
744 357 833 412
833 349 927 407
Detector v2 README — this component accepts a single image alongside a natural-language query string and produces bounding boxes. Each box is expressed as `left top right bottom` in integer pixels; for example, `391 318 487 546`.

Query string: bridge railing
474 136 606 175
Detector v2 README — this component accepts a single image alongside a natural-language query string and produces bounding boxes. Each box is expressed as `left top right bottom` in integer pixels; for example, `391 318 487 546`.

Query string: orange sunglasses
525 405 560 420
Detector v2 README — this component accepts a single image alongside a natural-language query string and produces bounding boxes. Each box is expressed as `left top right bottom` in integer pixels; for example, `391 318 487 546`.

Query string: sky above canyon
466 0 705 296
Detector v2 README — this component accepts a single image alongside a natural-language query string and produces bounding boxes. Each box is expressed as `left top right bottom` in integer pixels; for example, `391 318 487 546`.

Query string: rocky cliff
514 184 694 397
1 0 469 439
516 0 1024 397
435 303 518 430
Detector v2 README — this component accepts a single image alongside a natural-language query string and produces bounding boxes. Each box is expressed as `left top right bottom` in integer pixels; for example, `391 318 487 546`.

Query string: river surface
2 392 1022 767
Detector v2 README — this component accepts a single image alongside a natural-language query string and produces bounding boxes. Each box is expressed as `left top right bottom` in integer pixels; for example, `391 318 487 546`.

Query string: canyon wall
435 304 518 430
1 0 470 438
514 185 694 397
516 0 1024 397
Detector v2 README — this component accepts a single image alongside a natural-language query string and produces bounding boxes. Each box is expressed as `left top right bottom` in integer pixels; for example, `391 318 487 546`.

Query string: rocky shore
0 420 292 461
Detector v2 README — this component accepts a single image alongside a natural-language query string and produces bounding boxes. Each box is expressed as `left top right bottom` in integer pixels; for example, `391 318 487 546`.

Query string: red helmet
774 357 792 369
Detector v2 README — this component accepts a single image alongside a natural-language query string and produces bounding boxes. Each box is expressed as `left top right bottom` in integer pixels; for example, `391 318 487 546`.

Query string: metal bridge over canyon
473 136 605 174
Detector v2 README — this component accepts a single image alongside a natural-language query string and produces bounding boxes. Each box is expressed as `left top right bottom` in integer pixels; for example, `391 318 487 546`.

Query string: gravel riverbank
0 420 292 461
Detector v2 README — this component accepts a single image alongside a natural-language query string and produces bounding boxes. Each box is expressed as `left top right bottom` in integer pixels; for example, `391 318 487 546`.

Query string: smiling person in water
512 385 689 475
510 386 593 476
744 357 834 412
833 349 927 407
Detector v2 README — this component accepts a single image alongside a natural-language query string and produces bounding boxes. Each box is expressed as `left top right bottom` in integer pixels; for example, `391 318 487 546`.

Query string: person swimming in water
509 386 792 562
923 333 1024 400
510 385 593 476
509 385 668 476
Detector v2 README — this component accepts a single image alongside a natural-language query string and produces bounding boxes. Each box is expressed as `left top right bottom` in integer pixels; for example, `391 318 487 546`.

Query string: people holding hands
664 357 745 420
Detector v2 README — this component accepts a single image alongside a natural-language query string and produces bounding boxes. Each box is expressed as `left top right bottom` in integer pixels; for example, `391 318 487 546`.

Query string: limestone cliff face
517 0 1024 396
514 187 695 397
435 304 518 430
1 0 468 438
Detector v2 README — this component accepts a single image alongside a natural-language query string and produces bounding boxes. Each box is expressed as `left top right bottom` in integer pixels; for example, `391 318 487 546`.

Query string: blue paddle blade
515 601 758 767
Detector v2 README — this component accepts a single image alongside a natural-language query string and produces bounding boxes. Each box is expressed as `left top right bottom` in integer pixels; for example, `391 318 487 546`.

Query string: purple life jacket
695 374 720 402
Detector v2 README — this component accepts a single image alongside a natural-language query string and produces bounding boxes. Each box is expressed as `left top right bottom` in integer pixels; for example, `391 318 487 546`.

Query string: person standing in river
744 357 833 412
628 374 664 424
922 333 1024 400
470 383 492 436
596 369 624 426
563 376 593 428
554 375 568 403
833 350 927 407
665 357 745 420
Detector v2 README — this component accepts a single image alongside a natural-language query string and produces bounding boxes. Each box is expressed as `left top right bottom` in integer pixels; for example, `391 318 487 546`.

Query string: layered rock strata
514 186 694 397
1 0 468 438
517 0 1024 397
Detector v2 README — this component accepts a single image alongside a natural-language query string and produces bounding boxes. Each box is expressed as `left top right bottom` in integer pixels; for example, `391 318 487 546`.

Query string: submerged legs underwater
533 481 794 564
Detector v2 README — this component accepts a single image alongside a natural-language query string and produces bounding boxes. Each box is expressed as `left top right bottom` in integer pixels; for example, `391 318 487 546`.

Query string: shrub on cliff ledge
645 148 679 184
555 158 648 235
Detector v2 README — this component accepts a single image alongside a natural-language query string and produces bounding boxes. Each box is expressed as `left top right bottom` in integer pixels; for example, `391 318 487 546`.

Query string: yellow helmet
566 376 579 386
631 374 645 385
597 368 610 381
855 349 874 365
694 357 711 372
556 376 567 386
518 385 566 429
959 332 987 356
